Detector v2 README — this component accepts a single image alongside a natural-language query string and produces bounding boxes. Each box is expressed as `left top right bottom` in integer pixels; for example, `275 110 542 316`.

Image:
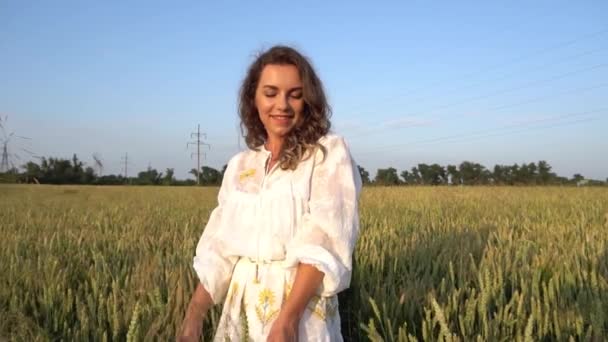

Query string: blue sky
2 1 607 180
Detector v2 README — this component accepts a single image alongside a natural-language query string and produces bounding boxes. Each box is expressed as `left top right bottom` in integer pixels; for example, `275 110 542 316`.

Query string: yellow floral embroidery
240 302 250 342
308 295 326 320
309 295 338 321
221 281 241 338
258 288 275 306
239 168 256 182
255 288 279 326
285 282 335 321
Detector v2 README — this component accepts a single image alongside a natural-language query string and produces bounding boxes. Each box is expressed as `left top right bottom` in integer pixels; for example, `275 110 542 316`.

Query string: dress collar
260 143 271 155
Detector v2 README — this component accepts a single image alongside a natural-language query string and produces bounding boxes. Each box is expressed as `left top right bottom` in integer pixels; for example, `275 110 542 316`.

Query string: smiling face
255 64 304 145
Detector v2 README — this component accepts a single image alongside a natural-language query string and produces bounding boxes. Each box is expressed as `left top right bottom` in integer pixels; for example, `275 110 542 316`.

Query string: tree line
0 154 227 186
362 161 606 186
0 154 606 186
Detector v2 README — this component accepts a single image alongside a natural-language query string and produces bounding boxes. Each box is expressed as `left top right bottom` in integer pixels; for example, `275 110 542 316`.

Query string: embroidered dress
193 134 362 341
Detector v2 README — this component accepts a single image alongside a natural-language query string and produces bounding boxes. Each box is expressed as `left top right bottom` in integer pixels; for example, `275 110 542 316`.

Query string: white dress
193 134 362 341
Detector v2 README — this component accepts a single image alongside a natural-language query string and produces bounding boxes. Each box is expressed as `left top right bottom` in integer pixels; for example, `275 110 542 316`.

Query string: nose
276 94 290 112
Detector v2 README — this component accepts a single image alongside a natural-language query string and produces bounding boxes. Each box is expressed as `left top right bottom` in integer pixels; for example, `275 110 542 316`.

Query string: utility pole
0 142 8 173
0 116 33 173
187 124 210 185
121 152 130 183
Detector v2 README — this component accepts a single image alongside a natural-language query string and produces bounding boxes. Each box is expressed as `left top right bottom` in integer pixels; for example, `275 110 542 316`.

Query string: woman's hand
267 263 324 341
177 283 214 342
267 311 299 342
177 316 203 342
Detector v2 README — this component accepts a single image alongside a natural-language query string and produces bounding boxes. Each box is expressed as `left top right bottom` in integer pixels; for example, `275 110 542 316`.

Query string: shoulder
227 149 250 165
314 133 354 164
223 149 257 175
317 133 352 153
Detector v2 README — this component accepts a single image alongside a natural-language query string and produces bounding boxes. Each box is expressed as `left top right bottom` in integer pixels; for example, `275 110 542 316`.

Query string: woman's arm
267 263 324 341
178 283 214 341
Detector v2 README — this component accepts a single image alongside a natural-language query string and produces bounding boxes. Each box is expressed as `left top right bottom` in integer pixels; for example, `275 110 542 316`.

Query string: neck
265 136 284 159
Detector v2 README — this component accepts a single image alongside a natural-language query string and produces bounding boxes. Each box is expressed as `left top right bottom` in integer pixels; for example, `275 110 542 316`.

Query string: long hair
238 45 331 170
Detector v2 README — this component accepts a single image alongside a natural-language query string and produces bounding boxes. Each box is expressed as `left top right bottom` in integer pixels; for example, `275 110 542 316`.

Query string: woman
179 45 361 341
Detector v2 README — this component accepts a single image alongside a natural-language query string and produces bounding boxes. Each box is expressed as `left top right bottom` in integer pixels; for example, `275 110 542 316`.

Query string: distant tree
572 173 584 183
357 165 371 184
493 164 524 185
492 165 506 185
459 161 475 185
374 167 400 186
417 163 431 185
400 168 422 185
22 161 42 183
537 160 554 185
0 168 19 183
45 158 70 183
416 163 446 185
190 166 221 185
527 162 538 184
81 166 96 184
220 164 228 182
136 167 163 185
410 167 422 185
446 164 460 185
96 174 125 185
438 164 449 185
459 161 489 185
71 154 84 183
23 154 93 184
512 163 538 185
163 168 175 185
9 155 601 187
189 168 199 183
200 166 222 185
400 170 413 185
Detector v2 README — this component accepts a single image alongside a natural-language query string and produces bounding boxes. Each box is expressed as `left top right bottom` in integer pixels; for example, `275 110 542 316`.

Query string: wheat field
1 185 607 341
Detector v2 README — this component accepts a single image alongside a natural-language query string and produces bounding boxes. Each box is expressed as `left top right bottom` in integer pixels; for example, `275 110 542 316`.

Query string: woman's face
255 64 304 142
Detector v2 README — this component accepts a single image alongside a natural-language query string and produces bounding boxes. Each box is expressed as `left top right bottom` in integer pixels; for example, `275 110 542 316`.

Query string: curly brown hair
238 45 331 170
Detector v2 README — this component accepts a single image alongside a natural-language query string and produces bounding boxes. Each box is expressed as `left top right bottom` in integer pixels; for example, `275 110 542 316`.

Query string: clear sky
2 1 607 180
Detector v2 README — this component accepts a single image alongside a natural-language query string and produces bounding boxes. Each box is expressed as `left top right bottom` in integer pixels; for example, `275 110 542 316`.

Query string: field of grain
1 185 607 341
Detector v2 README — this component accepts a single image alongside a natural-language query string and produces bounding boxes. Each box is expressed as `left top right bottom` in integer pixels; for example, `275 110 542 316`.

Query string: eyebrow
262 85 303 92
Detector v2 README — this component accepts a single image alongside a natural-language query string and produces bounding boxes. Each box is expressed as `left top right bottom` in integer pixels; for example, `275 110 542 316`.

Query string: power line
436 62 607 110
417 116 603 150
481 83 608 113
379 44 608 114
342 27 608 119
350 81 608 137
427 82 607 127
352 62 607 137
356 116 603 163
355 108 607 157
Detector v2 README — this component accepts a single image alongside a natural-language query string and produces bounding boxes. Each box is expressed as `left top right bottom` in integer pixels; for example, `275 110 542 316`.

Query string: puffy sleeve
283 136 362 297
192 157 239 304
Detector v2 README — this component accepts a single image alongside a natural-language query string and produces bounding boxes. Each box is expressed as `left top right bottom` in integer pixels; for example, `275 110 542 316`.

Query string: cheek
292 100 305 115
255 97 272 115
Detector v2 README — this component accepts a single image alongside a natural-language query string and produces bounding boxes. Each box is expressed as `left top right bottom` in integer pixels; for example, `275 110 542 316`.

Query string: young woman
179 45 361 341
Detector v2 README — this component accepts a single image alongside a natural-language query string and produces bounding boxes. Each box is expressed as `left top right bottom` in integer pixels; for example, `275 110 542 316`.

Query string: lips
269 115 294 125
269 114 294 119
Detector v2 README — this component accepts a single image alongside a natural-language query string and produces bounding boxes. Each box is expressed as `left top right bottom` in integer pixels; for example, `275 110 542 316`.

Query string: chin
269 127 295 138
